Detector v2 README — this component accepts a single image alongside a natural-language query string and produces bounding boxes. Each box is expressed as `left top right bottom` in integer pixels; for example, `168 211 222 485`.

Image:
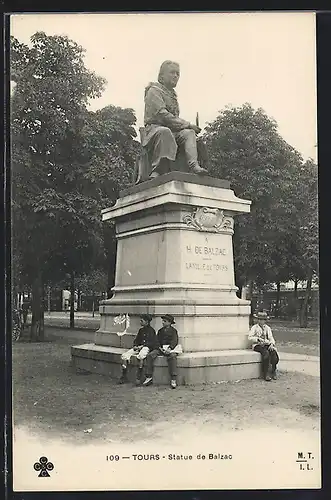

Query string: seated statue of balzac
134 60 209 183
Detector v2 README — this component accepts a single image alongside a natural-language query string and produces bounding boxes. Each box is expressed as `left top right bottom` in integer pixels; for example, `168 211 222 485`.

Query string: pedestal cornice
102 172 251 222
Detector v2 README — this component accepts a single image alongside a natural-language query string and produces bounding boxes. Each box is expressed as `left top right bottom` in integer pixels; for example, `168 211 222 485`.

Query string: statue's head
158 60 180 89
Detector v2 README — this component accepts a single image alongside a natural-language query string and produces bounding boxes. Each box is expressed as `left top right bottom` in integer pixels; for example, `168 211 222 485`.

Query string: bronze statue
134 60 209 183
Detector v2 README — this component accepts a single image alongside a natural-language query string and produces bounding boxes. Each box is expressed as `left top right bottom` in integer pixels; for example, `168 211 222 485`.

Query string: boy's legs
270 349 280 379
136 346 150 365
254 345 272 380
166 352 178 388
119 348 135 383
135 347 150 384
121 348 135 367
167 353 177 378
143 349 159 385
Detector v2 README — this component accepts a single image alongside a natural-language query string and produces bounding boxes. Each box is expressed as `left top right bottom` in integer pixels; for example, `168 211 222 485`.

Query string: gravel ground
12 340 320 446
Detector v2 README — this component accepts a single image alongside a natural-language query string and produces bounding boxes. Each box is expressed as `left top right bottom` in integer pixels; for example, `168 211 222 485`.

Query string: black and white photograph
10 11 320 491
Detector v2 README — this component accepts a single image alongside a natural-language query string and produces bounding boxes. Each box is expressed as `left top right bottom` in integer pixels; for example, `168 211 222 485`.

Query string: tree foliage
11 32 138 337
203 104 318 299
76 269 108 295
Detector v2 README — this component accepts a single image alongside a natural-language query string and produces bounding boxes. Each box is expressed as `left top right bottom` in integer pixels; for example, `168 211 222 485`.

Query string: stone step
71 343 261 385
94 330 251 352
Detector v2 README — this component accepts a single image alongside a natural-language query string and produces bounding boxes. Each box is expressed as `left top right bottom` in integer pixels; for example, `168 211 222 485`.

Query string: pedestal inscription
180 231 234 286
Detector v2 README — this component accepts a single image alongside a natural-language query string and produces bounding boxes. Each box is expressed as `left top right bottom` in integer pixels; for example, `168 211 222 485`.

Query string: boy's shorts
161 344 183 354
121 346 150 363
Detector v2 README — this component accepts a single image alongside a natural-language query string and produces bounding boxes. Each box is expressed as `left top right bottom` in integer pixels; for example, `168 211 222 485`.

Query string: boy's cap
140 313 153 322
253 311 269 320
161 314 175 324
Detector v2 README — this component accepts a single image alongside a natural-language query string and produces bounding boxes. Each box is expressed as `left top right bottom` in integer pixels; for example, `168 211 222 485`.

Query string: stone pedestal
71 172 261 383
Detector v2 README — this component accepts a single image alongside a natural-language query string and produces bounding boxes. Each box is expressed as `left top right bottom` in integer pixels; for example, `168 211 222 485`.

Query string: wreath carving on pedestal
183 207 234 233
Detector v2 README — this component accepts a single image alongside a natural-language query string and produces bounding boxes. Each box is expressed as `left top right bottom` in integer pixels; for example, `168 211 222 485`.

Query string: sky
11 12 317 161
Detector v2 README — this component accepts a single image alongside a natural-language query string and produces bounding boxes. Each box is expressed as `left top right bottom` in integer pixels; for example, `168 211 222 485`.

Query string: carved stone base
71 173 253 383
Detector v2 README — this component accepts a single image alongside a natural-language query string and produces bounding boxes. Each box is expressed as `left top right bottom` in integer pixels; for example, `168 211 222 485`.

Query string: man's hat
140 313 153 323
253 311 269 320
161 314 175 324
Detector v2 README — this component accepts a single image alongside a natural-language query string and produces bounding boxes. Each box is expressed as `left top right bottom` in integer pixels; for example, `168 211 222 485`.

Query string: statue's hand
189 124 201 134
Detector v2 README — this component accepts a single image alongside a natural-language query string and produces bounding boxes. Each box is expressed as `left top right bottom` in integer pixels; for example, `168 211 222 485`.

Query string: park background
11 12 318 335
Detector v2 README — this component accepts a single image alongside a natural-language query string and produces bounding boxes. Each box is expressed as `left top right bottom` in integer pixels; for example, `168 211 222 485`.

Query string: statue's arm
157 109 190 131
145 87 190 131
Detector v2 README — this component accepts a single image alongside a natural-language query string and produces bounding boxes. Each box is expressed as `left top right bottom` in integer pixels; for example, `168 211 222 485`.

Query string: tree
44 104 138 327
289 159 318 326
81 105 139 197
11 32 106 339
11 32 138 337
76 269 108 315
203 103 311 304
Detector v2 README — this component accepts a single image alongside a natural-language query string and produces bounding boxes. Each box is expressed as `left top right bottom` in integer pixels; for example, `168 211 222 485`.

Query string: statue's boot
149 171 160 178
192 165 208 175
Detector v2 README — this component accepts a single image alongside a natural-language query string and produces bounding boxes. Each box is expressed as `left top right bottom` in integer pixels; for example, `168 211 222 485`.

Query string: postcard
10 11 320 492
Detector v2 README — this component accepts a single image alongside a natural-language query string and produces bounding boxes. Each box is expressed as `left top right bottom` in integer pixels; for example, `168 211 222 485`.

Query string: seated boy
248 311 279 381
142 314 182 389
119 314 156 385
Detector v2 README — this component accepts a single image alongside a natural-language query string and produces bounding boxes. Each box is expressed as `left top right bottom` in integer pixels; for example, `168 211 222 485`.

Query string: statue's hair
158 60 180 84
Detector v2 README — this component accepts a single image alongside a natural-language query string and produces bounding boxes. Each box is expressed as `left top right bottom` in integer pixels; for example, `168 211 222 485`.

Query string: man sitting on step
143 314 183 389
119 314 156 385
248 311 279 381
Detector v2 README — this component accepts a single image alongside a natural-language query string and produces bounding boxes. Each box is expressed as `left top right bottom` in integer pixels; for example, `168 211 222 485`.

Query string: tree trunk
77 290 81 312
47 286 51 316
92 293 95 318
294 279 299 320
294 279 298 300
275 282 281 318
30 271 44 341
70 271 75 329
300 272 313 328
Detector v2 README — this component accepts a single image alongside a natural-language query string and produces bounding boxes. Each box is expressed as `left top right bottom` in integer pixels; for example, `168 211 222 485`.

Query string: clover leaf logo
33 456 54 477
